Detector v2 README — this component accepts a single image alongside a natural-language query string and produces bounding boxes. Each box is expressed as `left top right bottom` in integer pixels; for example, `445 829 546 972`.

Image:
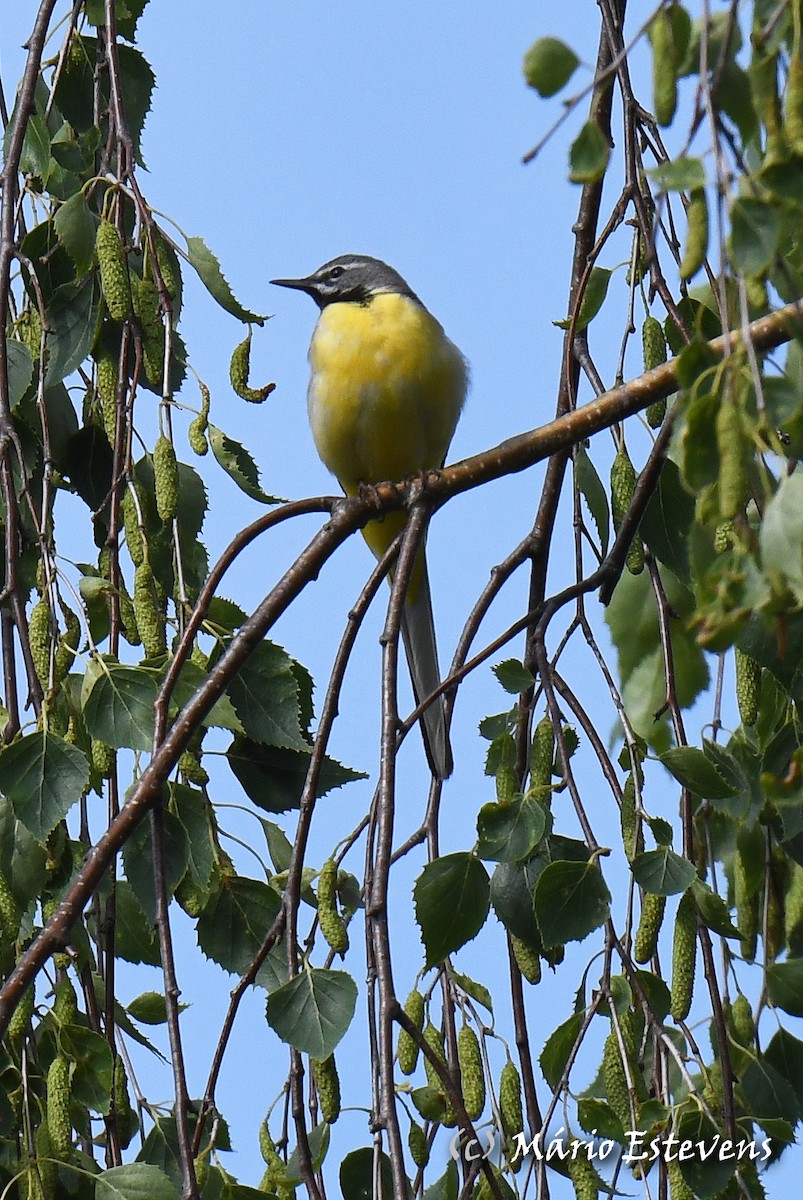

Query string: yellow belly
307 291 467 498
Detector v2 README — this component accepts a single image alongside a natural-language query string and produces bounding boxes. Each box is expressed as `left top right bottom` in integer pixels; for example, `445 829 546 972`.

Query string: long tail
400 559 453 779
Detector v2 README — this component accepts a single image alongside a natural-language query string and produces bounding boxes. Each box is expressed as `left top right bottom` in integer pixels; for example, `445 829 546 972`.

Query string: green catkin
734 849 758 961
29 599 52 688
457 1025 485 1120
0 867 20 943
495 762 517 803
179 748 209 786
112 1053 136 1149
119 580 141 647
668 1157 696 1200
730 994 755 1047
422 1022 455 1123
680 189 709 281
784 56 803 154
46 1055 72 1159
311 1055 341 1123
714 520 734 553
530 714 554 802
16 307 42 360
568 1150 600 1200
610 445 644 574
784 862 803 952
132 275 164 386
96 219 132 321
154 434 180 522
121 485 145 567
7 986 34 1043
154 231 178 297
55 605 80 683
650 9 678 126
91 738 114 777
634 891 666 964
96 351 118 445
229 331 275 403
620 772 643 862
397 989 425 1074
499 1059 523 1139
642 315 668 427
53 977 78 1026
670 891 697 1022
735 649 761 727
716 401 750 520
133 562 166 657
317 857 348 955
31 1119 58 1200
510 934 541 984
408 1120 429 1168
602 1031 632 1130
189 416 209 456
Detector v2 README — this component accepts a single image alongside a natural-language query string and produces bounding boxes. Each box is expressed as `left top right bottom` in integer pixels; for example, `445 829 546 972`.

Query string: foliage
1 3 803 1200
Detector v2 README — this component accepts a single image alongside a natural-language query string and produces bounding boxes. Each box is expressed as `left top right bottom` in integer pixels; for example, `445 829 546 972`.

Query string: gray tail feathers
400 563 453 779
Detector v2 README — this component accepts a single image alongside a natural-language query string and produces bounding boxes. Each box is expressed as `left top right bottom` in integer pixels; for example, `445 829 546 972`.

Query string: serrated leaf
227 736 365 813
114 881 160 967
0 731 88 842
767 959 803 1017
44 274 102 387
422 1161 459 1200
7 340 34 408
414 852 490 968
285 1122 330 1184
207 424 281 504
447 968 493 1014
226 641 308 751
760 472 803 602
730 196 779 276
81 657 159 751
196 875 281 976
540 1010 584 1091
631 847 696 895
647 156 706 192
534 858 610 947
19 112 51 180
493 658 534 693
169 660 242 733
62 1024 114 1113
186 236 266 324
265 967 357 1059
122 810 189 924
575 445 609 556
54 191 96 275
641 459 694 583
659 745 738 799
114 44 155 166
476 796 546 863
569 121 610 184
127 991 174 1025
741 1059 800 1125
522 37 579 97
96 1164 179 1200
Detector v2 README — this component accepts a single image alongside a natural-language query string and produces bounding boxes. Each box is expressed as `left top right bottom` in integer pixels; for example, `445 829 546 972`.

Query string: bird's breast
307 292 467 493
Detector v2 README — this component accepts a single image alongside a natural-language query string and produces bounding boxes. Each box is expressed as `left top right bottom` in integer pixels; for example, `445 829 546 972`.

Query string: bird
271 254 468 778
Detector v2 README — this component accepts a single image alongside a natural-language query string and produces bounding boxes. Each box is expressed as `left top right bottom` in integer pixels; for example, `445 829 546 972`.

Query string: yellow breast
306 292 467 495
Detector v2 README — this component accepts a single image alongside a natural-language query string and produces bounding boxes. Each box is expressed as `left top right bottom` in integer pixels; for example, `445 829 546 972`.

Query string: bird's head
271 254 419 309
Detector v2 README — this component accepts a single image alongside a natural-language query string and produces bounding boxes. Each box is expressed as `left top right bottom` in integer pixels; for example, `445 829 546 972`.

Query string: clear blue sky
2 2 799 1195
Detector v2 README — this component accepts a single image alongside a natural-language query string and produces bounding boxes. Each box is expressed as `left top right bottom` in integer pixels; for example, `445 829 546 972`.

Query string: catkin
670 891 697 1022
735 649 761 727
610 445 644 574
457 1025 485 1120
154 434 180 522
317 857 348 955
311 1055 341 1123
634 891 666 964
46 1055 72 1159
397 989 425 1074
680 189 709 282
96 219 131 321
229 332 275 403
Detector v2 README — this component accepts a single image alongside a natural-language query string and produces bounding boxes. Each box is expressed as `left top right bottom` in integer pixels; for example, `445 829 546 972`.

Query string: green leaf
61 1024 114 1113
127 991 172 1025
540 1010 584 1091
422 1161 459 1200
522 37 580 97
492 658 534 693
740 1058 800 1126
447 968 493 1014
476 796 546 863
631 847 696 895
575 445 609 556
54 191 97 275
490 859 544 945
227 737 365 813
44 274 102 387
196 875 281 976
730 196 779 276
659 745 737 799
285 1122 330 1184
7 340 34 407
764 1028 803 1112
19 112 51 180
96 1164 179 1200
533 859 610 947
226 640 308 751
0 732 88 842
0 799 47 911
113 44 156 166
122 811 189 924
414 852 491 968
186 236 266 325
568 121 610 184
641 460 694 583
576 1097 625 1141
169 783 216 893
265 967 357 1058
207 424 281 505
114 881 161 967
169 661 242 733
339 1148 394 1200
81 657 159 751
760 472 803 603
690 879 740 937
555 266 611 331
647 156 706 192
767 959 803 1017
676 1109 736 1198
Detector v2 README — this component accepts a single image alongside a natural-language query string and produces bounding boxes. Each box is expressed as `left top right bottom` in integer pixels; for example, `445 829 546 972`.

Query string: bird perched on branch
271 254 468 778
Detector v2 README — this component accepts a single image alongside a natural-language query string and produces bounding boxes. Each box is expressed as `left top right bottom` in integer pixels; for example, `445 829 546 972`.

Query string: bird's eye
326 266 344 282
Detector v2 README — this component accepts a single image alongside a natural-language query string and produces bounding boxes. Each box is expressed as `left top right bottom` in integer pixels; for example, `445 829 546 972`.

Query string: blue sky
3 2 799 1196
